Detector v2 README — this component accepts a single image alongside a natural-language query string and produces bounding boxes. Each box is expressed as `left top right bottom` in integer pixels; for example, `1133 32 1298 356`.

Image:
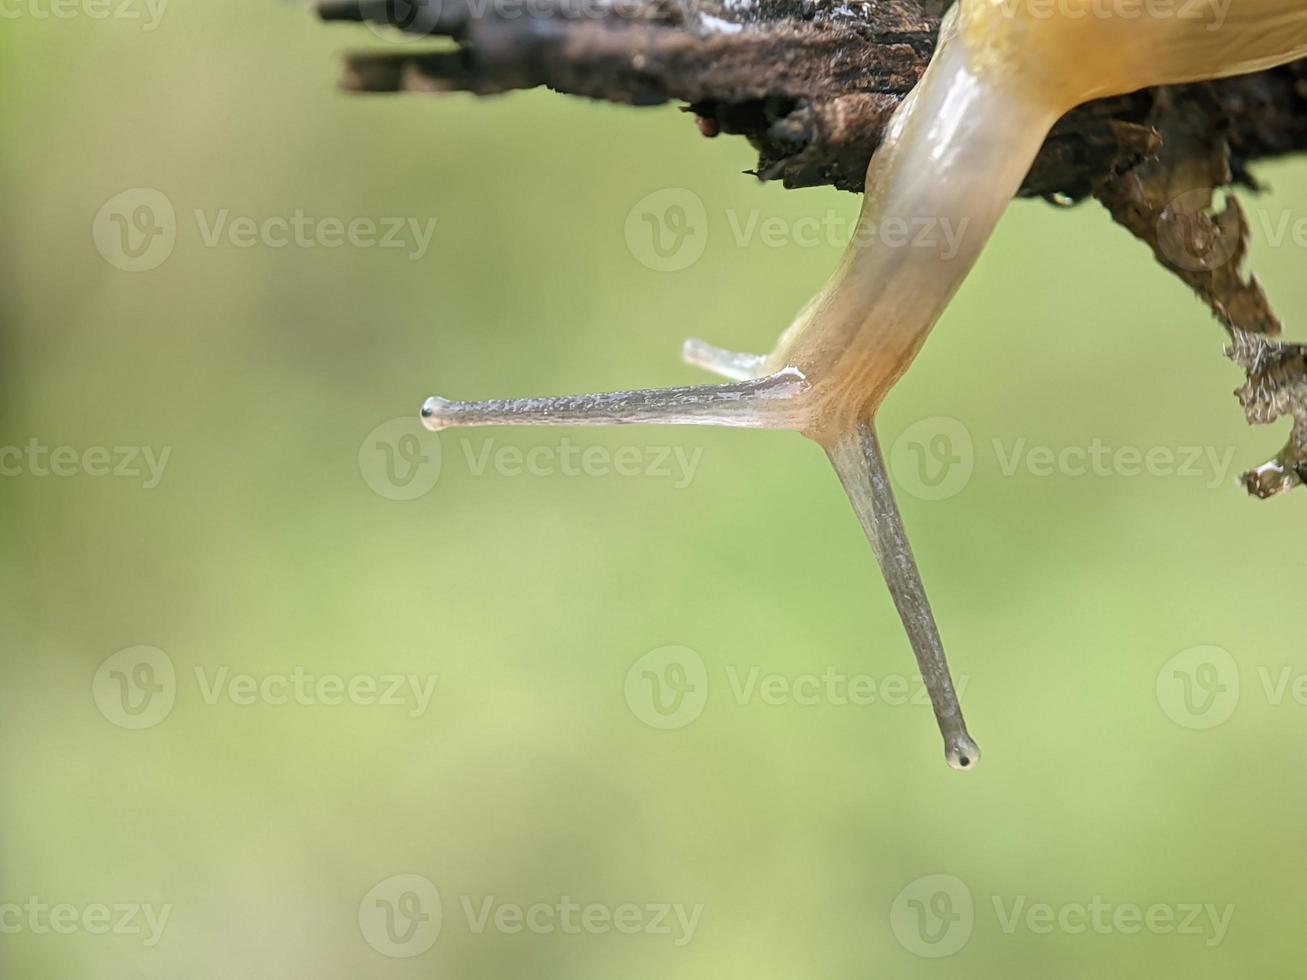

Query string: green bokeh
3 4 1306 978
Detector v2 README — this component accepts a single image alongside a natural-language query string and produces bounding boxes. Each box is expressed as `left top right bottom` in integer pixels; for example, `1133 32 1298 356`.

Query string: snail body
776 0 1307 437
423 1 1307 769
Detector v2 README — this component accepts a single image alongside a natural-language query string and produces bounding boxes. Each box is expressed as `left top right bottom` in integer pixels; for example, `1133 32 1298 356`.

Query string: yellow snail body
423 0 1307 769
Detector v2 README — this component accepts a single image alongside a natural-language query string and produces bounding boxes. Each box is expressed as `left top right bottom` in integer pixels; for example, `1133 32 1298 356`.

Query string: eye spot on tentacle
945 734 981 772
420 396 454 431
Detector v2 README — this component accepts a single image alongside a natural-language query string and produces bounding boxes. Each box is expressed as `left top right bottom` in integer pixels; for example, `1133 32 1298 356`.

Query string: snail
421 0 1307 769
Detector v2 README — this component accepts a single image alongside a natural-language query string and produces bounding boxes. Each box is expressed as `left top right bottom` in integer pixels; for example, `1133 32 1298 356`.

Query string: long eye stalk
825 421 979 770
409 0 1307 771
420 369 811 432
415 8 1018 770
420 349 981 768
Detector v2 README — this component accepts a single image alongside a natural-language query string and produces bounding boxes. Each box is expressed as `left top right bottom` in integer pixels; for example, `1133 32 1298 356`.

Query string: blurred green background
4 4 1307 978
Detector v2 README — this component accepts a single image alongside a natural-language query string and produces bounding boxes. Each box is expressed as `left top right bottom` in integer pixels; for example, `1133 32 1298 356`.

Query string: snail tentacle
681 338 769 382
416 1 1307 769
420 368 812 433
824 419 979 771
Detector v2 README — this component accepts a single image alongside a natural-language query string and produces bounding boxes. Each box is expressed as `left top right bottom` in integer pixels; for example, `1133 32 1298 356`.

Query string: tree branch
315 0 1307 496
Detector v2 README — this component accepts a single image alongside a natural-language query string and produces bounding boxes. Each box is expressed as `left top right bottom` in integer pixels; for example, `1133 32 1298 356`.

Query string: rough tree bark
315 0 1307 496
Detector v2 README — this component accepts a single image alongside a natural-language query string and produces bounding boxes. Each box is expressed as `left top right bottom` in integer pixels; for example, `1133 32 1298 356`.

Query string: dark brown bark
314 0 1307 495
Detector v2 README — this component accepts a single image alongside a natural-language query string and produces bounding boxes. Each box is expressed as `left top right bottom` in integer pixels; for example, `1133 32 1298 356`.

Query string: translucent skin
422 0 1307 770
772 1 1307 441
759 3 1307 766
770 13 1056 439
963 0 1307 105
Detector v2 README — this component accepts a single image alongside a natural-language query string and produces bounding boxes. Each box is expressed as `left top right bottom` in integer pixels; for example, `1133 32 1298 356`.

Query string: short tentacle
681 338 769 381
